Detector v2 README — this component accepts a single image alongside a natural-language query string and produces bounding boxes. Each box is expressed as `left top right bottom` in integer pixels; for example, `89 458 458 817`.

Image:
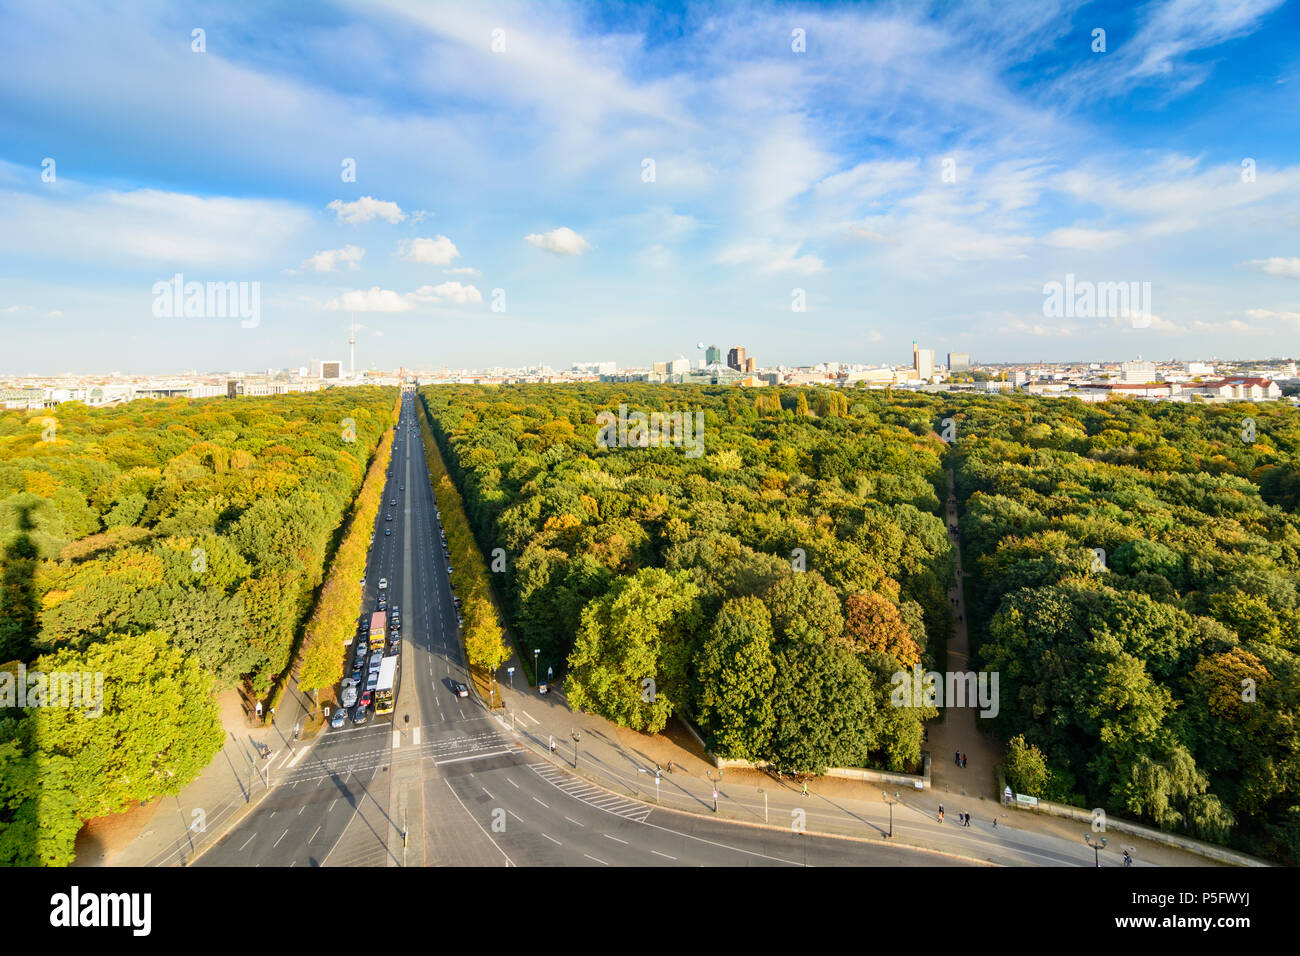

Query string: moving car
385 528 391 535
330 708 348 729
365 671 379 691
386 514 392 521
358 690 373 710
351 705 368 726
379 578 388 590
451 680 469 698
399 485 404 491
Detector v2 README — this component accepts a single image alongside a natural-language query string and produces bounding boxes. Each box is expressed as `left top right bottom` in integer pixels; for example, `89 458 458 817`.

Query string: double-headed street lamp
1084 832 1107 867
705 769 722 812
533 649 540 691
570 729 581 768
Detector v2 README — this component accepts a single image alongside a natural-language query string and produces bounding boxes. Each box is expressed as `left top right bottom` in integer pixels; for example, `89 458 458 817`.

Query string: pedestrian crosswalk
528 763 652 823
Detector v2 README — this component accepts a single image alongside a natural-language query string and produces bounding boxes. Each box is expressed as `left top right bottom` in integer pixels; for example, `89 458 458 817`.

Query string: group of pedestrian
938 805 974 827
954 751 967 768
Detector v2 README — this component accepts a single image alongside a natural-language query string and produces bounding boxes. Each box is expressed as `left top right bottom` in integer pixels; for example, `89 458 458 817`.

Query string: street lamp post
757 787 767 823
1084 833 1107 867
571 729 581 768
706 769 721 812
882 790 901 838
533 649 540 691
507 665 514 690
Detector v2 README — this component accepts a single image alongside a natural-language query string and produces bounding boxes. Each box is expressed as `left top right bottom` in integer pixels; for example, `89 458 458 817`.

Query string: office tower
948 352 970 371
705 345 721 365
727 346 747 371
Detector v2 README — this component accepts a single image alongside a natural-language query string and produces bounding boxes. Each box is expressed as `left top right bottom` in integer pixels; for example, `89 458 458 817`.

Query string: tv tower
349 313 356 379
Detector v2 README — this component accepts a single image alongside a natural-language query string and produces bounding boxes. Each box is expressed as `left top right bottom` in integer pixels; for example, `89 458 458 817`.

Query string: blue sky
2 0 1299 374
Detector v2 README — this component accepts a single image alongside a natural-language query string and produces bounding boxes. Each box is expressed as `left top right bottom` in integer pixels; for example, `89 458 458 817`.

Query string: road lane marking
651 850 677 860
542 833 562 845
238 834 256 851
309 826 321 843
508 810 524 823
565 816 585 827
583 854 608 866
532 797 549 808
604 834 629 845
273 829 288 848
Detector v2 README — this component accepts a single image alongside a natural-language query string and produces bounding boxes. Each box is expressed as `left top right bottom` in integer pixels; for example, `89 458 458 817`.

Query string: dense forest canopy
419 383 954 776
422 383 1300 863
946 393 1300 863
0 388 397 864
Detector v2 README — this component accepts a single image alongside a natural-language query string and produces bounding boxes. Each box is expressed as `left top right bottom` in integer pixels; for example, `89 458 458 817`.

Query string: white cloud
400 235 460 266
327 196 406 224
324 287 413 313
716 239 824 275
1250 257 1300 278
325 282 483 311
444 266 481 277
525 227 592 256
1043 227 1125 250
0 187 311 266
302 244 365 272
413 282 482 304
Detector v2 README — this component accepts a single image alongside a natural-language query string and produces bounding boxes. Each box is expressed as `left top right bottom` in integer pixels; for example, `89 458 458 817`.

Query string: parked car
331 708 348 729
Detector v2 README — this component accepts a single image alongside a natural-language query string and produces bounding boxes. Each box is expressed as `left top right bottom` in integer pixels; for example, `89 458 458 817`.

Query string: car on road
369 650 383 668
350 666 362 685
358 690 373 709
390 499 396 506
365 671 379 691
377 597 387 610
386 514 392 521
451 680 469 698
351 705 368 725
330 708 348 729
385 528 391 535
340 678 359 708
447 564 454 574
399 485 404 491
379 578 387 590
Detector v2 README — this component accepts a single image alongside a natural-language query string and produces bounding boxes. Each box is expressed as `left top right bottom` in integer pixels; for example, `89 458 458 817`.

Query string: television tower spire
349 313 356 379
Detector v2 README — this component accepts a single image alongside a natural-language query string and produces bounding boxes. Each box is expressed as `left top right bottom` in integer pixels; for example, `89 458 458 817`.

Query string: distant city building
745 357 756 373
1120 359 1156 384
705 345 722 365
912 342 934 381
669 357 690 375
727 346 747 372
652 361 668 375
319 360 342 380
948 352 971 371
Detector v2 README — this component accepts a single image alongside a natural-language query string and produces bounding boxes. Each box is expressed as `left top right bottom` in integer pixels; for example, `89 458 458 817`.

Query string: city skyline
4 0 1300 373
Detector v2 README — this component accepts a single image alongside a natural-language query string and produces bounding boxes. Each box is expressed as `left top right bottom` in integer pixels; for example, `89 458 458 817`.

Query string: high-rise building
912 342 934 381
948 352 970 372
727 346 747 372
669 357 690 375
652 361 668 375
705 345 722 366
745 357 756 373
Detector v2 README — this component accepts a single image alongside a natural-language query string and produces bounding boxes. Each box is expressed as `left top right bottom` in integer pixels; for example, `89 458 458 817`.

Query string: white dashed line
583 854 608 866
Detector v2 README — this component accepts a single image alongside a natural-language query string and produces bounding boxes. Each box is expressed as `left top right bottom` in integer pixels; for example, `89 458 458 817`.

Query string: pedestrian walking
965 813 971 827
992 818 997 828
955 750 960 765
666 760 674 773
802 779 808 798
938 804 944 823
961 753 967 768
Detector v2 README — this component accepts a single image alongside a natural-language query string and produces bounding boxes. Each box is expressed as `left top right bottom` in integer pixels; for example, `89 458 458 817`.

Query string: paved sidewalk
926 468 1002 801
81 682 319 867
488 654 1225 868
